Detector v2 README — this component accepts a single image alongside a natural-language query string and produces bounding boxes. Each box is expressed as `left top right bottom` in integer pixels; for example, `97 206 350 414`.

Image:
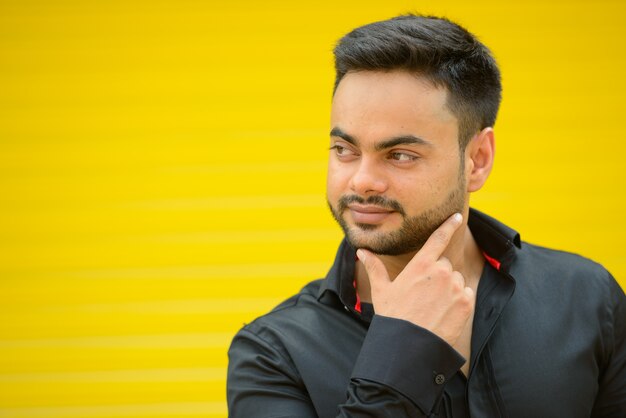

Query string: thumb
356 249 390 292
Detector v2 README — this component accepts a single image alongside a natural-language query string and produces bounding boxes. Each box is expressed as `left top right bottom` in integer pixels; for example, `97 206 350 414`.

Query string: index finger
415 212 463 261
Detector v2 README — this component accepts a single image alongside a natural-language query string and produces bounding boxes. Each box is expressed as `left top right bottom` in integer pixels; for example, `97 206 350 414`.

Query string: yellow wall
1 1 625 416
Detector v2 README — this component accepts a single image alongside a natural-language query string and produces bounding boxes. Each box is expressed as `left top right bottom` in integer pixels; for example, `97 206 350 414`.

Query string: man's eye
330 145 356 157
389 152 417 162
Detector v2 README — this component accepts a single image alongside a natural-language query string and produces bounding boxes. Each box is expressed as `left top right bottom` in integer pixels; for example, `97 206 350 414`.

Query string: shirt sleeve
227 328 319 418
591 274 626 418
227 315 466 417
343 315 466 415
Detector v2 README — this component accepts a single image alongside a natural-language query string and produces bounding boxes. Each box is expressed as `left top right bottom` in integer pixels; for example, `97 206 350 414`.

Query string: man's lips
347 204 395 224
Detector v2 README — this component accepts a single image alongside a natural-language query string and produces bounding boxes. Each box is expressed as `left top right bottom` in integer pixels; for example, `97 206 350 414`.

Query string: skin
327 70 496 376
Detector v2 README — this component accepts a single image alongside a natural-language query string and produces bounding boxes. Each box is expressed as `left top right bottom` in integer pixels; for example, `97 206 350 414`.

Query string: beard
328 175 466 256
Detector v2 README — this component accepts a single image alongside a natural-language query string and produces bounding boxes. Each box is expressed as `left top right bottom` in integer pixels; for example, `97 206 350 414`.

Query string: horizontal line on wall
121 194 325 210
0 367 226 383
3 297 283 315
0 332 234 349
161 161 326 174
130 228 340 244
0 402 226 417
65 261 330 280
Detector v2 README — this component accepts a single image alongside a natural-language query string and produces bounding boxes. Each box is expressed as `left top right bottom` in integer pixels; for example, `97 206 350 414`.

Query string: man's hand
356 213 475 347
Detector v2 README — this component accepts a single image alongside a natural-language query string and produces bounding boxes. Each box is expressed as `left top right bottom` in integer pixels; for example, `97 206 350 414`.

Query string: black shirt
227 209 626 417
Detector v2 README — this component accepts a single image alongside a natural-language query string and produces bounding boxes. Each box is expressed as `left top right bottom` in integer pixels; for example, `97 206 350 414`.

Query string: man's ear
465 127 495 192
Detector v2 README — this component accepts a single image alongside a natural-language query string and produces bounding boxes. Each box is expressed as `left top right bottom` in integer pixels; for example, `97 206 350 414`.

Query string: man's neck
354 225 485 304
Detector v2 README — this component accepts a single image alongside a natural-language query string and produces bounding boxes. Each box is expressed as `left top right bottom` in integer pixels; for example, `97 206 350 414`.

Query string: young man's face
327 70 468 255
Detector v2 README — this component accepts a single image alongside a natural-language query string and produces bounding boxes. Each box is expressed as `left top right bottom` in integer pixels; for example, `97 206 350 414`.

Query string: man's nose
349 157 388 195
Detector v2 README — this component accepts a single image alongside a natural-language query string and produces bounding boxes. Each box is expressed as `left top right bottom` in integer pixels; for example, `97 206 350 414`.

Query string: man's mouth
347 204 395 224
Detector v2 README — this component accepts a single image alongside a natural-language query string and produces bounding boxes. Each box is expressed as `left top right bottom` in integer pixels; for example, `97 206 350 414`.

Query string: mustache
337 195 406 216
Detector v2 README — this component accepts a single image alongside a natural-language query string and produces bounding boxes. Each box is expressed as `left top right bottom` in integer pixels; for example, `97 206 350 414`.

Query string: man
227 15 626 417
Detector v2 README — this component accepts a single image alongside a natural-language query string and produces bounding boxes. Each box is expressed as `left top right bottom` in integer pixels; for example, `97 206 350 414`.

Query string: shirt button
434 374 446 385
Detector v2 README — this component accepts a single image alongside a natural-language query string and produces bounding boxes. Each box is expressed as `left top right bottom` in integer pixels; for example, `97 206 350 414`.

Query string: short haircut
333 14 502 148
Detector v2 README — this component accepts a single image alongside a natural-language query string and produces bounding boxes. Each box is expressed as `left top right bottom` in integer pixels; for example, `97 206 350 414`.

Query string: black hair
333 14 502 148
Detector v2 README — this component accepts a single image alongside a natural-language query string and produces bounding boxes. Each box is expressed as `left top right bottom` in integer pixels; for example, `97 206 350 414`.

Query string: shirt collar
317 238 360 312
317 208 521 309
467 208 521 273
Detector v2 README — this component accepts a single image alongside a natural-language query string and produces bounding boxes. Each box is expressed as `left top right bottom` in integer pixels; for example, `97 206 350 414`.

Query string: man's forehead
333 70 447 99
330 70 458 142
332 71 453 116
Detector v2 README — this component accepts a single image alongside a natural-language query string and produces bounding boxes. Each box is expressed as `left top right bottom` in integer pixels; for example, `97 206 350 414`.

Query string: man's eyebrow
330 127 431 150
375 135 431 151
330 127 357 145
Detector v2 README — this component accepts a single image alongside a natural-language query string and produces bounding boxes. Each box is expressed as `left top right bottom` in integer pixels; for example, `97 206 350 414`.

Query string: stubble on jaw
328 175 466 256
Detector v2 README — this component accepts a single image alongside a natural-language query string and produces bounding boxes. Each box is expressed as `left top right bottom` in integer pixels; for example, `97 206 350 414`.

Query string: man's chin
345 228 390 251
343 224 426 256
353 222 381 231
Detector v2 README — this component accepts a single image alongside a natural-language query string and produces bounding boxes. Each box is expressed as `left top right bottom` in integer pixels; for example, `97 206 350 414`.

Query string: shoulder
231 279 332 347
516 241 612 283
512 241 623 311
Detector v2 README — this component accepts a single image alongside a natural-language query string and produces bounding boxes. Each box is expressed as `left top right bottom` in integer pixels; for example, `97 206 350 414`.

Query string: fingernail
453 213 462 223
356 249 366 261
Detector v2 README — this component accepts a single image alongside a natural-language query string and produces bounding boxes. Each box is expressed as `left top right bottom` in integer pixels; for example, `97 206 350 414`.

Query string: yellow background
1 0 625 416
